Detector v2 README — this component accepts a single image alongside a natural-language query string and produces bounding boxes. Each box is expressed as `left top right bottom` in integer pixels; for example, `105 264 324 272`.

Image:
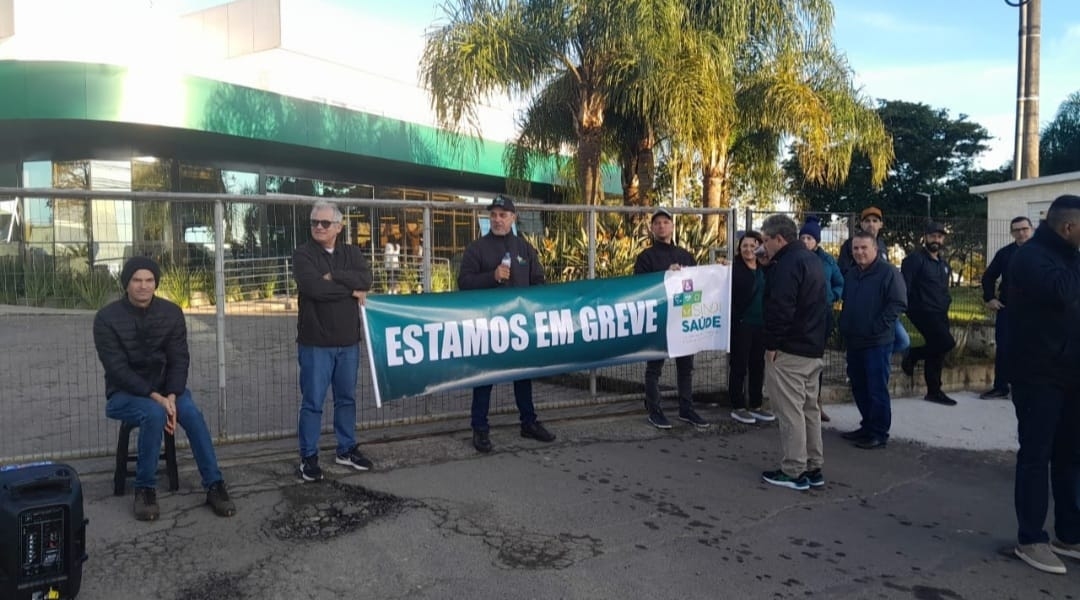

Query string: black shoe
840 428 870 441
647 410 673 429
900 353 915 377
335 445 374 471
298 454 323 482
678 409 711 429
855 437 888 450
521 421 556 442
979 388 1010 400
133 487 159 521
206 481 236 517
802 469 825 488
924 391 958 406
472 430 493 453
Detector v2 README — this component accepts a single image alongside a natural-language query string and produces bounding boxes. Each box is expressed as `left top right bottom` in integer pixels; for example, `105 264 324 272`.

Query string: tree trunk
620 151 640 206
701 156 730 236
576 92 606 205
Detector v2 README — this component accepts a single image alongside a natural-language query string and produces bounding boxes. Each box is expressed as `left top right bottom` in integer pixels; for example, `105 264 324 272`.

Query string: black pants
906 310 956 394
645 356 694 413
728 321 764 410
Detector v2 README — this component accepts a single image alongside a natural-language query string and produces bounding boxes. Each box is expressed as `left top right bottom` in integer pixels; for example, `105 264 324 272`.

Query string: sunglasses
310 219 339 229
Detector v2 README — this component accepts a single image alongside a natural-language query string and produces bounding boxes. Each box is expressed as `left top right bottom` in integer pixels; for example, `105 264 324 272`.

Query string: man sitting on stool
93 257 236 521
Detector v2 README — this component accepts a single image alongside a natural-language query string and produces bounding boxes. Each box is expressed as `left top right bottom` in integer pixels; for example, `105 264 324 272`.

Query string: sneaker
336 445 374 471
979 388 1010 400
855 437 888 450
1050 539 1080 560
900 353 915 377
802 469 825 488
1015 543 1067 574
730 409 756 424
647 410 673 429
678 409 711 429
205 481 236 517
749 408 776 422
521 421 556 442
924 391 958 406
761 469 810 491
472 430 493 453
298 454 323 482
133 487 159 521
820 409 831 423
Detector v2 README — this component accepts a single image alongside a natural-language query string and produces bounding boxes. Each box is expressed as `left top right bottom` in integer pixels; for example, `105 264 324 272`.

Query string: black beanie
120 256 161 290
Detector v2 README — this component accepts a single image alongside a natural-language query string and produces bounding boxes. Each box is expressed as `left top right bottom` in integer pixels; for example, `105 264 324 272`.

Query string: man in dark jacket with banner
633 208 710 430
901 222 957 405
759 214 827 491
838 231 907 450
93 256 235 521
458 195 556 453
1006 195 1080 575
293 201 374 482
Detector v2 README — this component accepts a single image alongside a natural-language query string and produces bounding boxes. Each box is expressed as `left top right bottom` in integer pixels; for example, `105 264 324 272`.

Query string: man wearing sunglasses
293 201 374 482
978 216 1033 400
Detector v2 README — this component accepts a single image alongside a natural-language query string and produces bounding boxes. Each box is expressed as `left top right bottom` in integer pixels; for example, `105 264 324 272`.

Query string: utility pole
1007 0 1040 180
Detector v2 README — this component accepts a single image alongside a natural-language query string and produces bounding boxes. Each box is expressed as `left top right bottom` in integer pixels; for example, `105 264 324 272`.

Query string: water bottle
499 252 512 283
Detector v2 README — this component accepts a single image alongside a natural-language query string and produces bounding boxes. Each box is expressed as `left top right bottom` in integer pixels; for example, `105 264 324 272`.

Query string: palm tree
420 0 678 205
652 0 893 232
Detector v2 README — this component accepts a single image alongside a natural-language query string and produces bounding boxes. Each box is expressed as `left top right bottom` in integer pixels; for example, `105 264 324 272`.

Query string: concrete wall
972 171 1080 257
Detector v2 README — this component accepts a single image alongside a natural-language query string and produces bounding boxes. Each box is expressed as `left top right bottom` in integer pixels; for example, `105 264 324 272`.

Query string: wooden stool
113 422 180 496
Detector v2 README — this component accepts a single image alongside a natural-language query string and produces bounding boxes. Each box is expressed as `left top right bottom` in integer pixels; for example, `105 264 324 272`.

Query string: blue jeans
297 344 359 458
846 343 893 439
1012 382 1080 545
992 308 1010 392
106 388 223 490
892 320 910 354
471 380 537 432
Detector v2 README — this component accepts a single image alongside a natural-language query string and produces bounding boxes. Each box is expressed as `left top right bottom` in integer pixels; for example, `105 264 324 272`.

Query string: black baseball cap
486 195 516 212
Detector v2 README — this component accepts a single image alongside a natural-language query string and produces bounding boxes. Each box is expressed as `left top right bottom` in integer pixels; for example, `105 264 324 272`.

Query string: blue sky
170 0 1080 170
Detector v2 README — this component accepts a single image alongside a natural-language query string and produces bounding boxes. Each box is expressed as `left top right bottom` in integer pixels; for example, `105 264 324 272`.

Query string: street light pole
916 192 932 220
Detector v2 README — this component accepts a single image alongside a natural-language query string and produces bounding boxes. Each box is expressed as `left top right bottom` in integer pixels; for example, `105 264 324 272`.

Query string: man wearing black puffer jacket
758 214 827 492
633 208 709 430
93 256 235 521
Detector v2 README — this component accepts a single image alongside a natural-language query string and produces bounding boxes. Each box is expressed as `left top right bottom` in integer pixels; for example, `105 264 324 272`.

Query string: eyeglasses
1010 226 1031 233
310 219 339 229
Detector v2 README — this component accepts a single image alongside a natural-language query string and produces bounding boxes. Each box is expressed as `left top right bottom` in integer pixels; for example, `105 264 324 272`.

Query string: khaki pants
765 351 825 477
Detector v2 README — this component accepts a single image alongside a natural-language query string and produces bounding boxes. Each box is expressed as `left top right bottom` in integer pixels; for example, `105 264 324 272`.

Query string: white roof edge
970 171 1080 195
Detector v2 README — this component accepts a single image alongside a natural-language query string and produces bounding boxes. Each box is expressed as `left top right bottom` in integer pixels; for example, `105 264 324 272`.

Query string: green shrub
158 263 197 308
73 269 120 309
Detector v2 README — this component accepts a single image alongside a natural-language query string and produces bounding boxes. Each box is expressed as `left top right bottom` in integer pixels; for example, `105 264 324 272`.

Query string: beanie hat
799 215 822 244
120 256 161 290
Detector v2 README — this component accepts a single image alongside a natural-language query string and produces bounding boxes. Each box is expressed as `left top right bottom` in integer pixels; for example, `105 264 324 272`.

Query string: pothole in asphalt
176 570 251 600
266 480 414 541
491 531 603 570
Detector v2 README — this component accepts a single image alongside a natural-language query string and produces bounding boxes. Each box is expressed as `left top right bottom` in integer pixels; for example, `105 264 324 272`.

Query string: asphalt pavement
47 390 1080 599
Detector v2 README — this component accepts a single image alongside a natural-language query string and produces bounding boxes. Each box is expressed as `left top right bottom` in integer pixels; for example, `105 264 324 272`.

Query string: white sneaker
1051 539 1080 560
1015 543 1067 574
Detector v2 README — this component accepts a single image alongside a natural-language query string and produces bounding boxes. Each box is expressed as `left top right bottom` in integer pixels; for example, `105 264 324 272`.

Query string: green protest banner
363 265 730 405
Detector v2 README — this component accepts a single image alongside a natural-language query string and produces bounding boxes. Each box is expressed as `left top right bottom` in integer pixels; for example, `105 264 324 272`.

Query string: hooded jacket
293 239 373 347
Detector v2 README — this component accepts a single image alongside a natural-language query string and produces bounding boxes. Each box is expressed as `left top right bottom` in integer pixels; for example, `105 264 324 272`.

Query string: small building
970 170 1080 256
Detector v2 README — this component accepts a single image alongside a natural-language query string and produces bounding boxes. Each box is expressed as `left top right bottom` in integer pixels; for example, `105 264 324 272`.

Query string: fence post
587 207 598 396
422 205 432 293
727 208 737 260
213 199 228 439
283 257 292 310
